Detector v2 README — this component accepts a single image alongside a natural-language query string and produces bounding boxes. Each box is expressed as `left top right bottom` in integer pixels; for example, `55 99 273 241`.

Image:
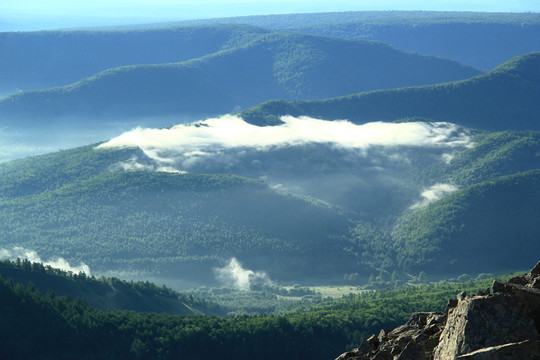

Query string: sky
2 0 539 31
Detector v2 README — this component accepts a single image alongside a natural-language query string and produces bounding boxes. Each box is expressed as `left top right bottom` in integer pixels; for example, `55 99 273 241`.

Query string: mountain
93 11 540 70
0 24 270 95
392 169 540 274
0 33 481 124
0 146 357 285
386 130 540 275
439 131 540 185
241 52 540 131
286 13 540 70
0 118 539 285
0 259 221 315
0 254 517 360
6 11 538 98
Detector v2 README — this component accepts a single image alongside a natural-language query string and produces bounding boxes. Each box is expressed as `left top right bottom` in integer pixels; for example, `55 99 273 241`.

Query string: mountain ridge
0 24 270 93
0 32 481 123
0 259 222 315
240 52 540 130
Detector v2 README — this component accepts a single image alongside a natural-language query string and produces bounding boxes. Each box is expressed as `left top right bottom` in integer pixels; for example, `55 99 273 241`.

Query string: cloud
441 153 454 164
410 183 459 209
213 257 271 289
111 155 185 173
98 115 472 172
0 247 91 275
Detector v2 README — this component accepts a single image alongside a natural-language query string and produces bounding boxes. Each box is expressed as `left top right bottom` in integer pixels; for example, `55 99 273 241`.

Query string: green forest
0 129 539 284
240 52 540 131
1 9 539 359
0 31 480 123
0 259 520 360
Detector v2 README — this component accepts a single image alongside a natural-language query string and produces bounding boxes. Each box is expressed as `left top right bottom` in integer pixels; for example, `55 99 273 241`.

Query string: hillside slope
288 14 540 70
1 124 539 283
0 259 221 315
0 167 356 285
241 52 540 131
101 11 540 70
392 169 540 274
0 24 269 94
0 33 481 123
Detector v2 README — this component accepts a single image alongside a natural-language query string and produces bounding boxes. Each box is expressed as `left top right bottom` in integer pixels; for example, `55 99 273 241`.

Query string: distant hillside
392 169 540 274
0 254 520 360
440 131 540 185
0 124 539 284
91 11 540 30
0 162 356 284
288 17 540 70
241 52 540 131
0 33 480 123
0 24 269 94
101 11 540 70
0 259 221 315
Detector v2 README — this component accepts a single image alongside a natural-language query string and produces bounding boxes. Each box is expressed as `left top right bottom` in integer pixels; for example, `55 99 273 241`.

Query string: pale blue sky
2 0 539 31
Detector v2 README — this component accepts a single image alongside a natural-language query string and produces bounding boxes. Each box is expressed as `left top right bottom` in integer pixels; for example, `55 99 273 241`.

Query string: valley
0 7 539 360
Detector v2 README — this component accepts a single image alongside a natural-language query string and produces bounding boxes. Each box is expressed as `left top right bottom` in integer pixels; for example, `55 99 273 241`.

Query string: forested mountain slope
0 32 480 123
0 261 514 360
392 169 540 274
287 14 540 70
0 259 221 315
6 11 538 97
0 165 355 285
103 11 540 70
241 52 540 131
0 124 538 284
0 24 269 94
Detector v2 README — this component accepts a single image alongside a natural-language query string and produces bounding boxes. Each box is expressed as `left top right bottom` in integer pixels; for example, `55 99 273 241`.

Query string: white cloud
112 155 185 173
441 153 454 164
98 115 472 172
213 257 271 289
0 247 91 275
410 183 459 209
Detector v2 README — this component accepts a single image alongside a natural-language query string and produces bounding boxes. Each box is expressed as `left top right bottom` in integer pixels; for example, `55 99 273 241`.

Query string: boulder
433 293 538 359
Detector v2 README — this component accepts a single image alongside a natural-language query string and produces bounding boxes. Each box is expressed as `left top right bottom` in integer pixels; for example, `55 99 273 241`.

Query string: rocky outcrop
335 261 540 360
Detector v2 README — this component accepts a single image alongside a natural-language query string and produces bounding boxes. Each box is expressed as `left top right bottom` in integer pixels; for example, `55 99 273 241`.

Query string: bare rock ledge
334 261 540 360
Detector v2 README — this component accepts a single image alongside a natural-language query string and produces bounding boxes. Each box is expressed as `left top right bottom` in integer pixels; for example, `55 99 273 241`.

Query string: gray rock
456 339 540 359
434 294 538 359
531 261 540 275
367 334 379 348
377 329 388 344
396 342 426 360
334 261 540 360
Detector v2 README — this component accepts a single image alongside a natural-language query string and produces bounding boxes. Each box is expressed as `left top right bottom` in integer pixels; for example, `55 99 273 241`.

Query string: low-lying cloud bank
214 257 271 290
0 247 91 275
98 115 472 172
410 183 459 209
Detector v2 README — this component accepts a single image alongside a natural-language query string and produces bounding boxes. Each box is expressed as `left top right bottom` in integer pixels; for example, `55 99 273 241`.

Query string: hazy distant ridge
241 52 540 131
0 32 481 124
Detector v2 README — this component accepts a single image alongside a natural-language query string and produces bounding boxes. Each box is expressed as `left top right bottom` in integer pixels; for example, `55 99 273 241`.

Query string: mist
99 115 472 165
3 1 538 32
410 183 459 209
98 115 472 215
214 257 271 290
0 246 91 275
0 115 196 162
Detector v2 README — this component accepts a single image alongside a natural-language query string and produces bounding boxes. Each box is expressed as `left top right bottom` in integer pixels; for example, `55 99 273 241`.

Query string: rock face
334 261 540 360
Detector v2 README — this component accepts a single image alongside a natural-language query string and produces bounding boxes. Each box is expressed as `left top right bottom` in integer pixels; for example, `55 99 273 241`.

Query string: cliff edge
335 261 540 360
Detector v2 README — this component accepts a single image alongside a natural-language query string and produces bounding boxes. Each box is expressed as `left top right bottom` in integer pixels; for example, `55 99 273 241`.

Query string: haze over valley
1 5 540 360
